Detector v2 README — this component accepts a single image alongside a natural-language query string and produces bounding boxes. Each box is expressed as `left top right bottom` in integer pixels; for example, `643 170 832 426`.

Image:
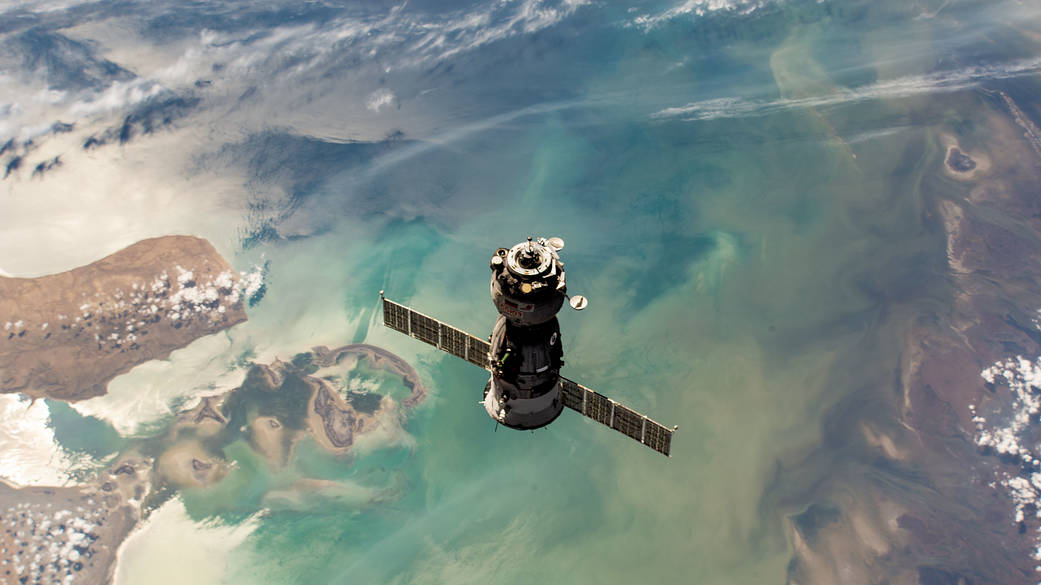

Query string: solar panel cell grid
410 312 440 346
611 404 643 441
586 391 612 426
643 422 672 456
466 336 490 369
383 300 410 334
440 326 468 360
559 378 584 411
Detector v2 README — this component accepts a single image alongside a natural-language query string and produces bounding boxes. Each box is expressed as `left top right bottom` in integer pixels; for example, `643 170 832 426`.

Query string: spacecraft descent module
380 236 676 456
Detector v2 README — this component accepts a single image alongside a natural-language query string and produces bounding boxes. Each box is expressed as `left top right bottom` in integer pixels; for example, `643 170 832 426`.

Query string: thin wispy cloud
0 0 589 145
631 0 773 29
653 57 1041 121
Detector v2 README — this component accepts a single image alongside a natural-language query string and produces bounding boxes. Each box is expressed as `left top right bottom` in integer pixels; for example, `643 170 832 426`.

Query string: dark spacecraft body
380 237 675 456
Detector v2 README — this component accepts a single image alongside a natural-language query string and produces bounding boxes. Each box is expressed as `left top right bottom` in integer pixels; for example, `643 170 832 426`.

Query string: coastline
0 456 151 585
0 235 252 584
781 89 1041 584
0 235 251 402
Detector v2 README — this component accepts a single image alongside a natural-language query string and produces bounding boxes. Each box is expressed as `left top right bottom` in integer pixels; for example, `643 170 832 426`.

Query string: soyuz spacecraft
380 237 676 456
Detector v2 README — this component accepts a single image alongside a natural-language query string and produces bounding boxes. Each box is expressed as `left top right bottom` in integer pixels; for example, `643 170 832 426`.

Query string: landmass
157 441 229 489
146 343 426 484
782 92 1041 584
1 340 427 584
940 132 991 182
0 235 259 402
255 344 426 458
250 416 286 466
0 234 266 584
0 456 152 585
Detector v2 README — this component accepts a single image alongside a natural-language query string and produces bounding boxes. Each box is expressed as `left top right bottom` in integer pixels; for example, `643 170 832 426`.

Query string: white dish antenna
569 295 588 310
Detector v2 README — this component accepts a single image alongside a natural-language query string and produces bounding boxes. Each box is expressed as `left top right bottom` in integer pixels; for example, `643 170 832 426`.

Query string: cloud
113 497 260 585
653 57 1041 121
0 0 591 147
3 27 135 91
29 153 60 178
0 0 596 276
631 0 772 29
366 89 395 112
0 394 82 486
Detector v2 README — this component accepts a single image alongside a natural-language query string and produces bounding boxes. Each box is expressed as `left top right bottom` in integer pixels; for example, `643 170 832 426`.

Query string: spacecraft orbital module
381 237 676 456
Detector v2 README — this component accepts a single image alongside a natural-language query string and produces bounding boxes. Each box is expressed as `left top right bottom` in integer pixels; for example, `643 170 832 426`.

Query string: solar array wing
466 336 491 369
381 296 491 370
559 376 674 457
439 325 469 361
558 377 584 411
409 311 440 346
383 297 410 335
585 391 612 426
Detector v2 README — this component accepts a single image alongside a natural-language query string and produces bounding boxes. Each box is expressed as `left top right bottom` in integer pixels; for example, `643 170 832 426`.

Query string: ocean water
4 0 1041 582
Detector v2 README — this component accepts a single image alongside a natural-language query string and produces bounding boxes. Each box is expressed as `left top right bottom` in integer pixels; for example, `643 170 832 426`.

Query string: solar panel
383 298 410 335
382 295 490 370
409 311 440 346
611 403 643 441
558 378 584 411
559 376 674 456
439 325 469 361
585 391 612 426
643 420 673 456
466 336 490 369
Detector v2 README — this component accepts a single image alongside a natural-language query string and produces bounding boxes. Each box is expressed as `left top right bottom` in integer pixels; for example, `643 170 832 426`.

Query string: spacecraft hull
482 238 570 428
483 378 564 430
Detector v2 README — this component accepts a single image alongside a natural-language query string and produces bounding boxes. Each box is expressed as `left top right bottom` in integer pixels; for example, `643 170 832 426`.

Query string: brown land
246 344 426 457
0 309 426 584
307 378 371 453
250 416 286 466
0 455 151 585
157 441 228 489
0 235 248 402
781 94 1041 584
940 132 992 182
0 235 250 584
307 344 425 453
311 344 427 408
171 395 228 439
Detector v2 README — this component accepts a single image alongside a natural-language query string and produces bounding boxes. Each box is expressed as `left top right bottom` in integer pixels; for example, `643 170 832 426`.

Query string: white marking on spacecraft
380 236 676 456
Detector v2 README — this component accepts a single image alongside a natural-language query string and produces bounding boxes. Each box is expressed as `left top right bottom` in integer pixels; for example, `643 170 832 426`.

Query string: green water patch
363 219 445 300
46 399 126 459
289 436 355 482
290 435 411 487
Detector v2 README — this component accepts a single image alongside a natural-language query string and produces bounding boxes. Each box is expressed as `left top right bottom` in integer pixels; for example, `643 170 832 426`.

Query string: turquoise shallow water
22 0 1041 583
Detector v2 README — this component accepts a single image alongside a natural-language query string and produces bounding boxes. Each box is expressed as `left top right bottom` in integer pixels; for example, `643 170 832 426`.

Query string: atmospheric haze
2 0 1041 584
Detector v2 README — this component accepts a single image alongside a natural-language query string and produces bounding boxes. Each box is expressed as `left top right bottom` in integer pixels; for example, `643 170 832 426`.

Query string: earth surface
3 0 1041 584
